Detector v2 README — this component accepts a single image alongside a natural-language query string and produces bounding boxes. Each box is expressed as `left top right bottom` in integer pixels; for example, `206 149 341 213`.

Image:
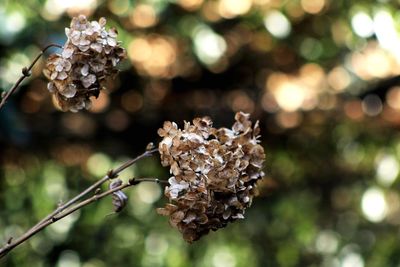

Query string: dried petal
81 64 89 76
81 74 96 88
107 37 117 47
99 17 107 27
57 71 68 80
47 82 55 93
108 27 118 38
62 47 74 58
90 42 103 53
50 71 58 80
60 84 77 98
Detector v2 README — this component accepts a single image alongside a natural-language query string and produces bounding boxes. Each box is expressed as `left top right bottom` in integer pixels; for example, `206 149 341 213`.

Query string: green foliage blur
2 0 400 266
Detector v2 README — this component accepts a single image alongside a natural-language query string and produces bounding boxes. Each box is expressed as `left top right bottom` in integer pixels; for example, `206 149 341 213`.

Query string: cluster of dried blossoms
44 15 126 112
157 112 265 242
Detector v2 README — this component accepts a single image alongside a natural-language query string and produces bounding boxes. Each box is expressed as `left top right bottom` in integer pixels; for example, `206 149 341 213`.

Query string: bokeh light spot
274 81 304 112
129 4 157 28
121 90 143 112
300 38 323 60
275 111 303 129
376 154 399 187
56 250 81 267
344 100 364 120
136 182 161 204
341 252 364 267
145 232 169 256
315 230 339 254
105 109 130 131
361 94 382 116
108 0 129 15
87 153 112 177
177 0 204 11
128 35 177 77
264 10 291 39
212 248 237 267
361 187 387 223
4 11 26 34
300 0 325 14
328 66 351 92
351 12 374 38
194 27 227 65
218 0 252 19
386 86 400 110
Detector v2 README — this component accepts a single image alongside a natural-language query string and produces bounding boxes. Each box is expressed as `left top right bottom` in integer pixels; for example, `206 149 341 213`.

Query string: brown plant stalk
0 148 160 259
0 44 63 110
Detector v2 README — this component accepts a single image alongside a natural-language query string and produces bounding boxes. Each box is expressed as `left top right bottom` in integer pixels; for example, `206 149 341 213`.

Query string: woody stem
0 43 63 110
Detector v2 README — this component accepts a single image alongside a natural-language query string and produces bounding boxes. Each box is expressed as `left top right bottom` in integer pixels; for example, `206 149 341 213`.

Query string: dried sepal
44 15 126 112
109 179 128 213
157 111 266 242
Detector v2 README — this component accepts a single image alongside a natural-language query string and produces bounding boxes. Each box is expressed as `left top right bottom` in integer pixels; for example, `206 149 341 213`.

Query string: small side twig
53 177 168 222
0 147 159 259
0 43 62 110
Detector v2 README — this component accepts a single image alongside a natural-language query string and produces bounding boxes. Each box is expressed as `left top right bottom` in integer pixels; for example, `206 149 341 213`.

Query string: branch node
22 67 31 77
129 178 140 185
107 169 118 179
0 147 158 257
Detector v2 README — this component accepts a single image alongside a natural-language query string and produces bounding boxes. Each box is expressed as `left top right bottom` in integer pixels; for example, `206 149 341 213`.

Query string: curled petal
57 71 68 80
81 64 89 76
109 179 128 213
60 84 77 98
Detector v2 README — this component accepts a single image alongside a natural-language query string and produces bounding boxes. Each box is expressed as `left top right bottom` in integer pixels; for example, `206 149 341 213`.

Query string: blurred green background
2 0 400 266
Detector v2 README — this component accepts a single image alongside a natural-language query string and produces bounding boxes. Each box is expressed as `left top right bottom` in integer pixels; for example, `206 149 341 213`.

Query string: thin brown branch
30 147 158 232
0 43 63 110
0 148 160 259
53 177 168 221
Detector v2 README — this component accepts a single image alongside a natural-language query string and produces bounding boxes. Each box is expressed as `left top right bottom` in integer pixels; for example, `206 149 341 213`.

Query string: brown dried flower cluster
44 15 126 112
157 112 265 242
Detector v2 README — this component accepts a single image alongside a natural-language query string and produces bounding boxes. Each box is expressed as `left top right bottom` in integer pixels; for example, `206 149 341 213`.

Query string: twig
0 148 160 259
29 147 158 233
0 43 63 110
54 177 168 221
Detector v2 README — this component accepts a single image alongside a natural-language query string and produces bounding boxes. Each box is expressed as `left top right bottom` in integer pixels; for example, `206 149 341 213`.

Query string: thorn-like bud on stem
22 67 31 77
107 169 117 179
128 178 140 185
146 142 155 151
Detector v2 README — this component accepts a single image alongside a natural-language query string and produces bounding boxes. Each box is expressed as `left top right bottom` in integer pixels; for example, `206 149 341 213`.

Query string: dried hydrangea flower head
44 15 126 112
157 112 265 242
